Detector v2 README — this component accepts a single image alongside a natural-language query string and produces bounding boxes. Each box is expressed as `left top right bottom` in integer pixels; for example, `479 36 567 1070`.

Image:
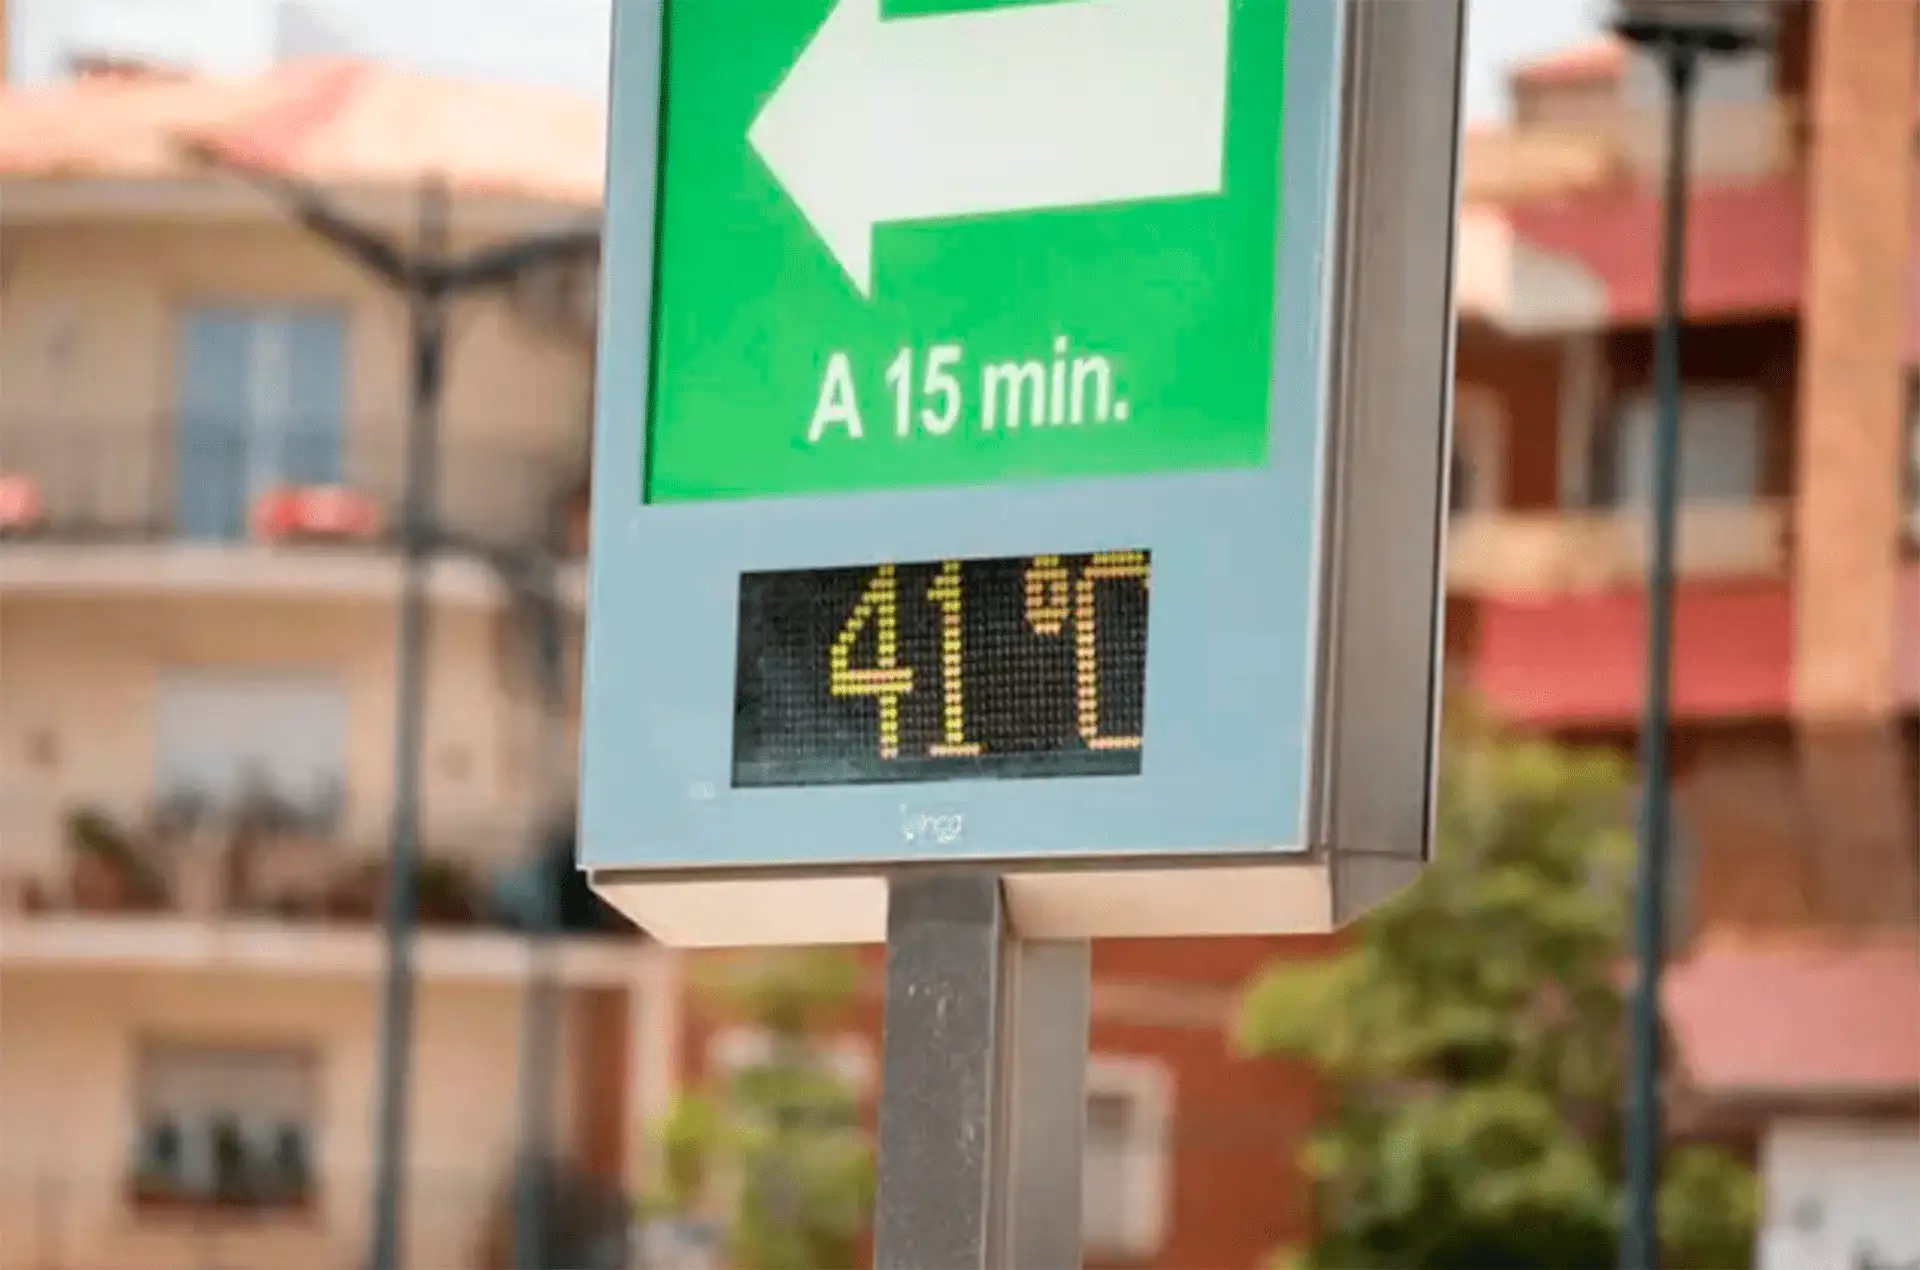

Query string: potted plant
66 808 166 913
416 854 480 926
322 859 385 923
129 1117 192 1207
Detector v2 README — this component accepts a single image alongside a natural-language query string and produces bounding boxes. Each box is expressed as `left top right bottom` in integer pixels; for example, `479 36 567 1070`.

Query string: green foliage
1236 715 1757 1270
650 948 875 1270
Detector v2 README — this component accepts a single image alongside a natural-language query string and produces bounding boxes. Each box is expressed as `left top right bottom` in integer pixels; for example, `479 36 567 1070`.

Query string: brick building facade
1453 3 1919 1261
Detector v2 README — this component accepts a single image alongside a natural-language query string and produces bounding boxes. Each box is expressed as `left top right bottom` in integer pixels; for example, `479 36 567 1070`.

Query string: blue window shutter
174 311 254 541
174 308 348 540
282 311 346 487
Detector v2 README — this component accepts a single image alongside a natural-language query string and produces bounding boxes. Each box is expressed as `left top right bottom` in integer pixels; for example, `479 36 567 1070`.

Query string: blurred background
0 1 1913 1268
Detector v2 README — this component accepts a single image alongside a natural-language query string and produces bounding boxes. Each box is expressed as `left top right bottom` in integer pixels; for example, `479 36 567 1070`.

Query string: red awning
1470 580 1793 727
1505 175 1806 327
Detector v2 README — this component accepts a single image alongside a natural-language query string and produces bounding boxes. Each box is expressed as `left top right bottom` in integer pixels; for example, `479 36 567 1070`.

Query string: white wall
1759 1119 1920 1270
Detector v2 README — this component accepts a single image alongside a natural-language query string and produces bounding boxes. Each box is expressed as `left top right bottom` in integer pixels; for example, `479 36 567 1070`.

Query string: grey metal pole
369 179 449 1270
1621 38 1697 1270
514 593 567 1270
872 873 1088 1270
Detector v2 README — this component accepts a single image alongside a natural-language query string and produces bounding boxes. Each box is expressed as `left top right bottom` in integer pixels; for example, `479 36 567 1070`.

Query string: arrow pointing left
749 0 1233 298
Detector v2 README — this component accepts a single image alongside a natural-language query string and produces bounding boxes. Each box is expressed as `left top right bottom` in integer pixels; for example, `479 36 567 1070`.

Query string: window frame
152 668 350 837
128 1039 321 1216
1598 382 1768 509
1449 386 1506 517
705 1024 877 1094
1080 1053 1175 1261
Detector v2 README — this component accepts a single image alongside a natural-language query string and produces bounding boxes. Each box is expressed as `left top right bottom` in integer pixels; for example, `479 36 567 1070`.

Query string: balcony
0 1166 637 1270
1446 500 1788 599
1465 97 1801 204
1448 502 1793 726
0 788 633 977
0 418 588 599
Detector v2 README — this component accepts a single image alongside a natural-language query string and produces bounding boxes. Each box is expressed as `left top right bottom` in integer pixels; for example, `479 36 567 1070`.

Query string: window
706 1027 875 1093
154 671 347 834
1604 387 1763 508
1082 1056 1173 1260
1449 389 1504 517
131 1044 317 1210
174 307 346 541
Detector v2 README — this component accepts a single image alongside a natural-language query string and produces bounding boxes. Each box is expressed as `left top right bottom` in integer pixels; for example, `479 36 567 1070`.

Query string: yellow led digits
1023 555 1071 636
1075 551 1149 751
829 563 915 759
778 552 1148 783
927 560 984 756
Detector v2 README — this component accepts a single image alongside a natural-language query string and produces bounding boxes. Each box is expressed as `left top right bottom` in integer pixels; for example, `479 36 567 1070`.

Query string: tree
649 949 875 1270
1235 715 1757 1270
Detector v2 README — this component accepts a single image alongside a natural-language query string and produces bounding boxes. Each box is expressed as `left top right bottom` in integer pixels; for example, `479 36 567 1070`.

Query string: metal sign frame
581 0 1467 946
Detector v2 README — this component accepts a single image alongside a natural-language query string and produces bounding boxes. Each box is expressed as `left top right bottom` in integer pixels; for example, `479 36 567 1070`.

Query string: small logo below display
901 807 964 847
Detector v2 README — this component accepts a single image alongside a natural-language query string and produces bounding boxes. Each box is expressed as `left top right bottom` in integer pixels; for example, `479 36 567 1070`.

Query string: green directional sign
646 0 1289 503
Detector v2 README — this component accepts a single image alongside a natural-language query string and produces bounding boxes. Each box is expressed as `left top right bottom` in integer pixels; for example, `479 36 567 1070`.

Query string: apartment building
1451 2 1919 1261
0 58 672 1270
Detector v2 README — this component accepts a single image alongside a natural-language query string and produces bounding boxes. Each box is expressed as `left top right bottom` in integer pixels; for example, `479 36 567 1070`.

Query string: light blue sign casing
579 0 1465 939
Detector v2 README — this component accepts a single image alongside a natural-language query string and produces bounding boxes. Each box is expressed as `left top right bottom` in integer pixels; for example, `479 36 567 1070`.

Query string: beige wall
0 218 594 543
0 593 551 878
0 965 587 1270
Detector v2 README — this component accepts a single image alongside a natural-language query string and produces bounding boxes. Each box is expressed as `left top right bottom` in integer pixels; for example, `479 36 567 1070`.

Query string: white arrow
748 0 1232 298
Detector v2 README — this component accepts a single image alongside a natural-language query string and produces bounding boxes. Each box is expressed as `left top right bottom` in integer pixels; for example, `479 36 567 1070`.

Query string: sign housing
580 0 1468 946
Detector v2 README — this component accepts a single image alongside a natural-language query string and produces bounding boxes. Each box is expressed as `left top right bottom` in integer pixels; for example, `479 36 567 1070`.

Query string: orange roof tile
1666 931 1920 1099
0 59 605 209
183 59 606 207
1513 38 1629 88
0 67 282 182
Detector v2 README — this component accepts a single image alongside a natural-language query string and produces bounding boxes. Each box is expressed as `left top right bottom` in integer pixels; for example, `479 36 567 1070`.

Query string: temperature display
732 551 1151 788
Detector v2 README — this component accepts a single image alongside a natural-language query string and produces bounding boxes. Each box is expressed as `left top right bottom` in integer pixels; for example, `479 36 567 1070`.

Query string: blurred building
0 48 1333 1270
1453 3 1919 1264
5 5 1916 1269
0 56 662 1270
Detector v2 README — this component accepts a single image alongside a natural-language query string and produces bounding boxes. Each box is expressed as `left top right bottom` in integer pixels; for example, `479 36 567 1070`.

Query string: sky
8 0 1605 123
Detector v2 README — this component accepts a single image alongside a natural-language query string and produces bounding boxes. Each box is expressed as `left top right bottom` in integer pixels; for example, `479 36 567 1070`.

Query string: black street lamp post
200 162 598 1270
1605 5 1769 1268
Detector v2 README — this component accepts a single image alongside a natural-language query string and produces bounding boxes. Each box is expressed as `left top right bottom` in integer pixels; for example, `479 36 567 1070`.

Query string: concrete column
1792 0 1920 925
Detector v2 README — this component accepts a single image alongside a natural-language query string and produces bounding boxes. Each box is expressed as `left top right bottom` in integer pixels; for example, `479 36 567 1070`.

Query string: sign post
869 873 1089 1270
581 0 1467 1263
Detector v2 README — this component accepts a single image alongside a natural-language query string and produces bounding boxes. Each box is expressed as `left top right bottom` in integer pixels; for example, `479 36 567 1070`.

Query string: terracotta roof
0 67 283 182
1513 38 1629 88
1666 932 1920 1099
1504 175 1807 325
0 59 605 209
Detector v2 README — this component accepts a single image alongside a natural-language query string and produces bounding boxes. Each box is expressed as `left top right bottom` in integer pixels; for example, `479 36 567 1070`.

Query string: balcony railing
0 418 588 558
0 791 625 938
1447 500 1788 598
0 1167 639 1270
